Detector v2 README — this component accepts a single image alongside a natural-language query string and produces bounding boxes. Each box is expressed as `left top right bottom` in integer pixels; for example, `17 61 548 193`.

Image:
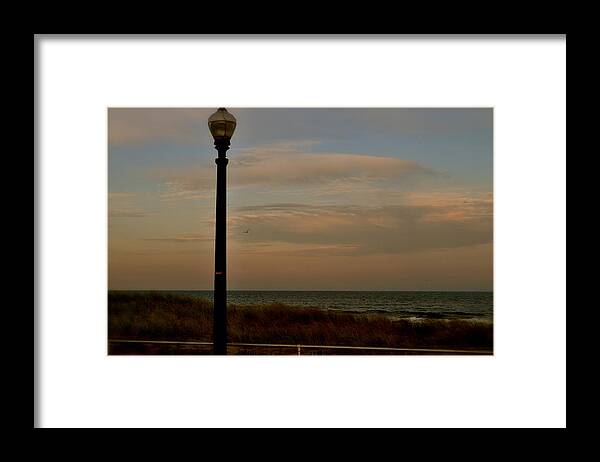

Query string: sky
108 108 493 291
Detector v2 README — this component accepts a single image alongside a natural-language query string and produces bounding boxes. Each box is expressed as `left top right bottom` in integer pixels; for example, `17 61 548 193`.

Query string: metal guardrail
108 339 492 355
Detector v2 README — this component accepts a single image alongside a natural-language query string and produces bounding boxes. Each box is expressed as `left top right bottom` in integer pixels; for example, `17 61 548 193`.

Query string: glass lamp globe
208 108 237 142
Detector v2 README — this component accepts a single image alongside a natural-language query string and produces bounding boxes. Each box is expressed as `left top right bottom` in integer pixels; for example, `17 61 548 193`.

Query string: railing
108 339 492 355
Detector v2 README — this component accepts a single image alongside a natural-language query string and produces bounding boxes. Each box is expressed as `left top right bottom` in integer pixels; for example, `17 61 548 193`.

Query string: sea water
162 290 493 322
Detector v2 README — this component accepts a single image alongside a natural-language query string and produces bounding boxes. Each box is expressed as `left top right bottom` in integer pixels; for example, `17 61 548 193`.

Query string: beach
108 292 493 355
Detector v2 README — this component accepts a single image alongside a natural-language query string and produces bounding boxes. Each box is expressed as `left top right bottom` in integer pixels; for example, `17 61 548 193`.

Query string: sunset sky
108 108 492 291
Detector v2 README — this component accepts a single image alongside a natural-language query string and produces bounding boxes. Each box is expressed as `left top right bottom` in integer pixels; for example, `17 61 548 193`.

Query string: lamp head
208 107 237 143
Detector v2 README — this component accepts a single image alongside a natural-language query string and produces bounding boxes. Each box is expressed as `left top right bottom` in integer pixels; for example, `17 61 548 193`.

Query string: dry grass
108 292 493 353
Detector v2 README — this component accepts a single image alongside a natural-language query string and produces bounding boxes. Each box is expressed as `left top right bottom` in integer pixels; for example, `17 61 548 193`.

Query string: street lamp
208 107 237 355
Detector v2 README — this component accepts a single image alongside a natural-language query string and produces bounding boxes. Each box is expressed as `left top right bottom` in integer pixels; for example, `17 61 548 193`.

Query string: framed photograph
35 34 566 428
107 107 493 357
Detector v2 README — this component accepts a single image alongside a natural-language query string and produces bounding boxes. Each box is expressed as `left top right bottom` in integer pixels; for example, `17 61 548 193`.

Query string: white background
36 35 566 428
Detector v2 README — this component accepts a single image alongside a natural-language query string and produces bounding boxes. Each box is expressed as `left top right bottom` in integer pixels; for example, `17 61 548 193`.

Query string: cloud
151 141 431 199
108 108 215 146
108 192 152 218
109 210 152 218
108 108 492 148
229 198 492 256
158 182 213 201
403 191 493 223
140 234 213 243
231 149 428 186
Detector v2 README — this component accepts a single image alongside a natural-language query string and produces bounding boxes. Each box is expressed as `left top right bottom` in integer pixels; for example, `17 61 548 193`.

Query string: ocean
162 290 493 322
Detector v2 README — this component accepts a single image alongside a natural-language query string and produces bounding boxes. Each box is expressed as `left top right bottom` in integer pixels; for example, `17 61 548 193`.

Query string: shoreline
108 292 493 355
110 289 493 323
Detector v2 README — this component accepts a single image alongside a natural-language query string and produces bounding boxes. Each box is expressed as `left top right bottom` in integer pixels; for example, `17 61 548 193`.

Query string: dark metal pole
213 139 229 355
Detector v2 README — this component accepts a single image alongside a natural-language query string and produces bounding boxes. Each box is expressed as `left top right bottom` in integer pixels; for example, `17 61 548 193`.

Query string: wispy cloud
108 192 152 218
229 198 492 256
403 191 493 223
108 108 214 146
158 181 213 201
151 141 431 200
109 210 152 218
140 234 213 243
108 108 492 148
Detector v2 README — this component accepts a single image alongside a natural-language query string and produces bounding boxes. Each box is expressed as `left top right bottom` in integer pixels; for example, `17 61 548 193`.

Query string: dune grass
108 291 493 353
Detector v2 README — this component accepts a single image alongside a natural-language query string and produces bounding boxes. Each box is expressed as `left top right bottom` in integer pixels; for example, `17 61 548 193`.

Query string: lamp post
208 108 237 355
